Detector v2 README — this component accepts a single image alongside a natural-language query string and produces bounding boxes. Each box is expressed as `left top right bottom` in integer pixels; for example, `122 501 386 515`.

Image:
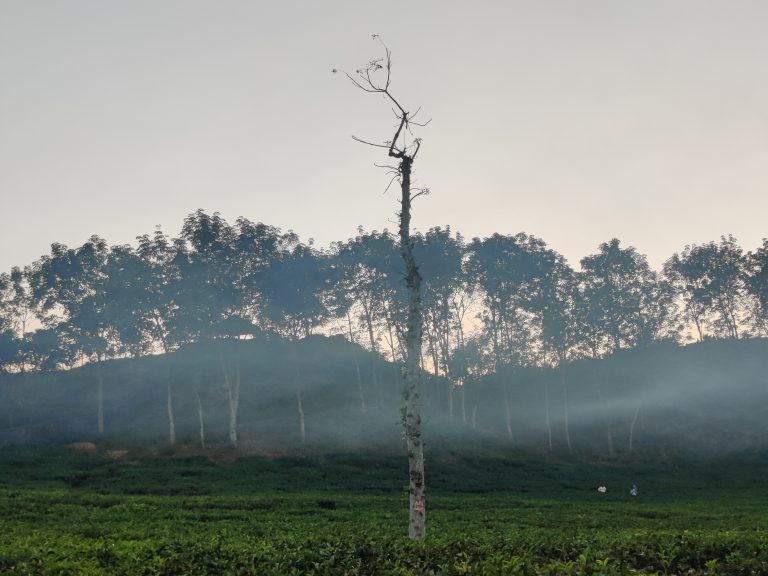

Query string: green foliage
2 449 768 574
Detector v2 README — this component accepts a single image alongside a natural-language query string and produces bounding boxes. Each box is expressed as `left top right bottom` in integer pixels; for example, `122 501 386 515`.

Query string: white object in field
630 484 638 497
597 486 607 493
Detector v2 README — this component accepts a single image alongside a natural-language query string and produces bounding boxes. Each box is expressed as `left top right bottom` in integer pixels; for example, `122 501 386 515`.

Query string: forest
1 209 767 453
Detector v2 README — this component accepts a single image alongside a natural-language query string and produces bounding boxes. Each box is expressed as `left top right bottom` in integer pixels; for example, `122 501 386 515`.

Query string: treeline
2 335 768 455
1 209 766 376
1 210 768 452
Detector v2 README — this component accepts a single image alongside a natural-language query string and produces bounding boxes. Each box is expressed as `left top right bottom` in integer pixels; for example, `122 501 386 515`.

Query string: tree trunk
194 384 206 450
291 342 306 445
502 382 513 440
347 313 367 413
219 352 239 448
598 387 614 457
399 156 426 540
543 378 552 452
166 380 176 446
561 368 571 453
628 406 640 453
363 311 381 407
231 361 241 446
296 386 306 444
353 350 366 414
96 364 104 436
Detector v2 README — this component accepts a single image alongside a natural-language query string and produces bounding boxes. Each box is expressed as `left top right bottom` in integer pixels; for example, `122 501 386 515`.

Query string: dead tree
336 37 430 539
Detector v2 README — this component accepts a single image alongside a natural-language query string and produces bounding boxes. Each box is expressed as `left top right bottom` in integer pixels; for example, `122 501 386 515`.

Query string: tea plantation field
2 447 768 575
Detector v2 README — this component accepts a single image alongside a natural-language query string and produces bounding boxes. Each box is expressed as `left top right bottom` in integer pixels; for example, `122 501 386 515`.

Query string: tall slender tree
747 239 768 335
30 236 114 434
337 37 430 539
260 242 333 444
664 236 748 340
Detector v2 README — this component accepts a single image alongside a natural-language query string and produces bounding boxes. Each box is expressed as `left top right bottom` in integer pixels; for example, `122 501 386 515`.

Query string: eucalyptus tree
102 239 185 444
330 230 395 411
171 210 239 343
664 236 749 340
415 227 464 375
133 228 202 446
578 239 676 455
170 212 296 445
101 245 158 358
537 257 580 451
260 242 333 444
0 330 20 375
135 228 179 354
29 236 115 434
0 267 35 344
337 37 430 539
579 239 675 354
22 328 65 372
0 276 12 333
233 217 295 324
446 333 492 428
204 316 262 448
0 268 31 375
466 233 562 440
467 233 557 369
333 230 399 398
415 227 471 421
746 239 768 335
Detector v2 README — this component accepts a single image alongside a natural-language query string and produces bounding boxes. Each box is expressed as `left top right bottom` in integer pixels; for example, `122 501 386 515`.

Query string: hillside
1 335 767 456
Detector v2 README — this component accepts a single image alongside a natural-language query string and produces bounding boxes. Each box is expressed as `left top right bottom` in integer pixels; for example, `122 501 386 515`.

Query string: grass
1 446 768 574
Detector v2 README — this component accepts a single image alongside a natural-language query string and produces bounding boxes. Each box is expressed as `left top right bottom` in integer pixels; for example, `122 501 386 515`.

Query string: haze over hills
1 211 767 455
2 334 768 456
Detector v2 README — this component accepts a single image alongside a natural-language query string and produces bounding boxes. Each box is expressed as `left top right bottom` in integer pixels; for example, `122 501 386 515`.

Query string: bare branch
344 71 380 93
383 173 400 194
351 135 393 149
411 139 423 161
373 163 400 172
389 116 407 159
409 117 432 128
337 37 428 166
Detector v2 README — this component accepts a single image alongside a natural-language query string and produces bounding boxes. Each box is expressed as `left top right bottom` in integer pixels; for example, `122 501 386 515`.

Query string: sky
1 0 767 274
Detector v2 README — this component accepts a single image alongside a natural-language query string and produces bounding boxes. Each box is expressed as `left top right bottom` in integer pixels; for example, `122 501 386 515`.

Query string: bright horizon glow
1 1 767 274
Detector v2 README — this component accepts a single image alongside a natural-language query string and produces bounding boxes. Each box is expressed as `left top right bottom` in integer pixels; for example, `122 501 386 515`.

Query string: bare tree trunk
161 363 176 446
461 384 466 425
399 156 426 540
363 311 381 406
296 387 306 444
166 381 176 446
291 343 306 445
194 384 206 450
219 352 239 448
502 382 513 440
543 378 552 452
598 387 614 457
96 363 104 437
353 351 366 414
448 382 454 424
231 362 241 446
628 406 640 453
561 368 571 453
347 313 367 413
340 42 428 539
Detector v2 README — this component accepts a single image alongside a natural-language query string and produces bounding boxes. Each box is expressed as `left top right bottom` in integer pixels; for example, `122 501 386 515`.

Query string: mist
1 211 767 458
1 334 766 458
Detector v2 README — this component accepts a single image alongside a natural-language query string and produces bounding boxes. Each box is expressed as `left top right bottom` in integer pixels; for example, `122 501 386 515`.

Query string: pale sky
1 0 767 274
